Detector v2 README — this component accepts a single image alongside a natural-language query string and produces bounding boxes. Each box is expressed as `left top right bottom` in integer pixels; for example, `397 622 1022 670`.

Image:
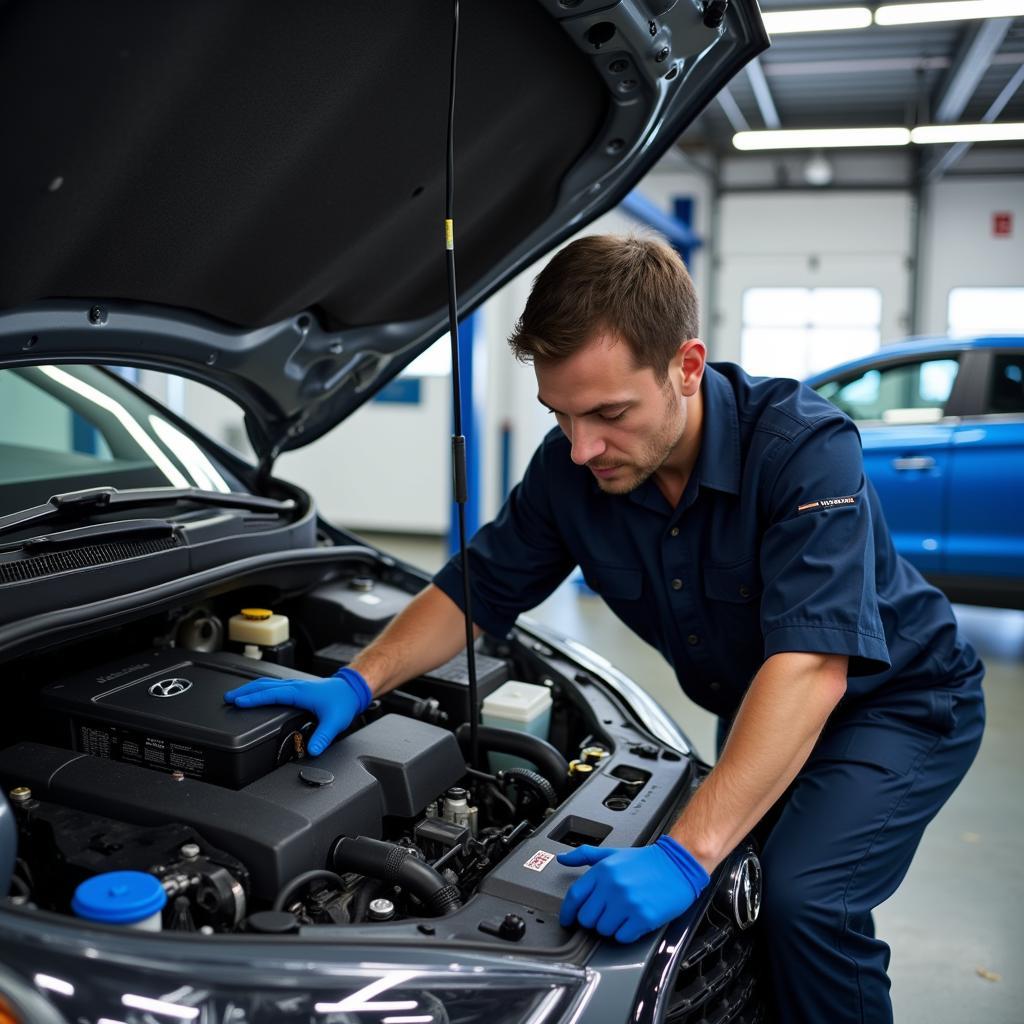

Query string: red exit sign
993 212 1013 237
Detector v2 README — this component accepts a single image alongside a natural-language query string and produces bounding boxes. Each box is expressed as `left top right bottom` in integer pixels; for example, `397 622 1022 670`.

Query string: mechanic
226 235 985 1023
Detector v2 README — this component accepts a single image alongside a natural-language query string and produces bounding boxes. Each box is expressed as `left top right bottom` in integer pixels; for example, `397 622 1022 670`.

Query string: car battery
40 649 315 789
313 641 510 724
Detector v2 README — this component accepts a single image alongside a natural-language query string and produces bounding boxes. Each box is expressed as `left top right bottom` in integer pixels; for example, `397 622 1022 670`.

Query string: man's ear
676 339 706 397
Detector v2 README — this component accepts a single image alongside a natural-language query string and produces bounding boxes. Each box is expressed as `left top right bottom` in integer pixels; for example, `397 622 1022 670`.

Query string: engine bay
0 565 697 945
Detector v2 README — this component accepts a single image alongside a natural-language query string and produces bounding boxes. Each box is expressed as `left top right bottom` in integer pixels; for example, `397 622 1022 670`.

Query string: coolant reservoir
228 608 290 659
481 680 553 773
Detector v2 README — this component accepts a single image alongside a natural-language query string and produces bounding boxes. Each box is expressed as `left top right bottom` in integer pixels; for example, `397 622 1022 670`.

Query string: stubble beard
592 386 686 495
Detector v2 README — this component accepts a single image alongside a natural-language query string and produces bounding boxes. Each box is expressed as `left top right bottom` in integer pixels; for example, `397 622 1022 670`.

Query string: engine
0 581 589 933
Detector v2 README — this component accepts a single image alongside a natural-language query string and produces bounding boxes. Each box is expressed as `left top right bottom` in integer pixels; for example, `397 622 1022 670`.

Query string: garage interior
110 2 1024 1021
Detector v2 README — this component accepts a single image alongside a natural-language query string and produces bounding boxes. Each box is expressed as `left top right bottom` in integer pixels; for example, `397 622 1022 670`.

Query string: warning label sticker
524 850 555 872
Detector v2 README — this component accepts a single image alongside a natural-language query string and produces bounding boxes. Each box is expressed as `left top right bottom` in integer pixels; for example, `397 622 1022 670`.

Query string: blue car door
815 355 961 573
860 425 954 572
945 349 1024 578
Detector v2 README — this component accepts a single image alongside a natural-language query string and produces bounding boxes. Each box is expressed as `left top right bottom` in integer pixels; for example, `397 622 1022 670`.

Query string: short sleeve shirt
433 363 980 719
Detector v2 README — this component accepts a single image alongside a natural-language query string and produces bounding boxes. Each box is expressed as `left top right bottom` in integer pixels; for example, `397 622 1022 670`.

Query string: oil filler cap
299 766 335 787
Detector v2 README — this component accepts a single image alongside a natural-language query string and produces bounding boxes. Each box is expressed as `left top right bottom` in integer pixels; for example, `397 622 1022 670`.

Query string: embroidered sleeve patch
797 495 856 514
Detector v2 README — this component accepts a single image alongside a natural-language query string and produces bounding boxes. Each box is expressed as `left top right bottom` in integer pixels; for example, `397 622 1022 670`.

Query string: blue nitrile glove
223 667 373 756
557 836 710 944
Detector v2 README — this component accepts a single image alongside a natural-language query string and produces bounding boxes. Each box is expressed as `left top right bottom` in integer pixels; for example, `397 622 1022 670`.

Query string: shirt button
671 578 683 591
739 585 751 598
670 527 680 537
710 680 721 691
688 633 700 646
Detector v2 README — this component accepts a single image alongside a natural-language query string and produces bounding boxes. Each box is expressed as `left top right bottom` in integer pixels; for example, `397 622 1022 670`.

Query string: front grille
0 536 179 584
665 903 764 1024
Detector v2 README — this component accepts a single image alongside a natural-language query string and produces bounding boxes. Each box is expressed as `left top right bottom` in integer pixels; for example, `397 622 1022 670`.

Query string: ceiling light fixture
732 127 911 150
762 6 873 33
875 0 1024 25
733 122 1024 150
911 121 1024 143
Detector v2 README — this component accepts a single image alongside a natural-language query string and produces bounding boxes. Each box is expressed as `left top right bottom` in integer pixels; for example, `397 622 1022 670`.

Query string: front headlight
0 934 595 1024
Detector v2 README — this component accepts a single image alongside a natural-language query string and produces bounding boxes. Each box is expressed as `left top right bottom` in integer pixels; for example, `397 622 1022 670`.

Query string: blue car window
818 358 959 424
988 354 1024 415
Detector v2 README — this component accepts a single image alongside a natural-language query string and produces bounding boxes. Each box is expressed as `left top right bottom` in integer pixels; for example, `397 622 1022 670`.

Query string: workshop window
741 287 882 381
948 288 1024 337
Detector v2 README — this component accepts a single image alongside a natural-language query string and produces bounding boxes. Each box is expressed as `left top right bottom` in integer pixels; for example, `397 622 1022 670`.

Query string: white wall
713 190 915 363
274 375 451 533
918 176 1024 335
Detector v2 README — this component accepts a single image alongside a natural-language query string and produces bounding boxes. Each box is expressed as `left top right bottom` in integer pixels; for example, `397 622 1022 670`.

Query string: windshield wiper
0 486 296 542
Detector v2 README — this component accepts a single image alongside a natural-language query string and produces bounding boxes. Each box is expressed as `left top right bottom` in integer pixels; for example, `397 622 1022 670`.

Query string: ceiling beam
715 85 750 133
926 62 1024 180
922 18 1015 180
762 52 1024 79
746 57 781 129
933 19 1013 123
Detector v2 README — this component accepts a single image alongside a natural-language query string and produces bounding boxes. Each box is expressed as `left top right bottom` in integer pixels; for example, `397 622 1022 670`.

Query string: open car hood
0 0 767 461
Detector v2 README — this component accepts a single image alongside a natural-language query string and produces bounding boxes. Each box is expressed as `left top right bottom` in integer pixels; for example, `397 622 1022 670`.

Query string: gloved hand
224 667 373 756
557 836 710 944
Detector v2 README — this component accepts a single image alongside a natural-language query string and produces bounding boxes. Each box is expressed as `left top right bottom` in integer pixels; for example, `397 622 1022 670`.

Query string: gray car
0 2 768 1022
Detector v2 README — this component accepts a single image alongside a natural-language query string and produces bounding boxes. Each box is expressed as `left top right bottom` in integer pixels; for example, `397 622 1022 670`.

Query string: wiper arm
0 486 296 542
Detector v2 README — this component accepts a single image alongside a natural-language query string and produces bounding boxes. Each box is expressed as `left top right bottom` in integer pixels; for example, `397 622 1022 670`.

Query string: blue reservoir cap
72 871 167 925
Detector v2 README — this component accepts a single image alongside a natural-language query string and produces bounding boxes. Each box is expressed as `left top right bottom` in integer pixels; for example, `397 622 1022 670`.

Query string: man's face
535 331 689 495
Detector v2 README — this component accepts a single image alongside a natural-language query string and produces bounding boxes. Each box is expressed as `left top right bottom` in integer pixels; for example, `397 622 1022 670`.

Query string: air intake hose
455 724 569 798
330 837 462 917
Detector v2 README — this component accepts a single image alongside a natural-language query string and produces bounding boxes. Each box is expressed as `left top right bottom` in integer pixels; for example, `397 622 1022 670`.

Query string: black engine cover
0 714 465 903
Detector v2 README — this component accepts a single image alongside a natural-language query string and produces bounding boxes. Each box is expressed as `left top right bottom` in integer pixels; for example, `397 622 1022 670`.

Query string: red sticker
524 850 555 872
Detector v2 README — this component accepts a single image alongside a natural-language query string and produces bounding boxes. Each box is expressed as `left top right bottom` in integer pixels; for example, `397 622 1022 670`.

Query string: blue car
806 336 1024 609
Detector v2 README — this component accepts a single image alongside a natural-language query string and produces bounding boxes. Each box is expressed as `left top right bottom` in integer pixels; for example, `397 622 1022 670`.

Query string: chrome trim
149 677 193 698
729 853 762 931
561 968 601 1024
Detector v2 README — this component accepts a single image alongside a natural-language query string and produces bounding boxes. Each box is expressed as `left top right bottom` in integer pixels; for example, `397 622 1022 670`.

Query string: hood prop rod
443 0 481 774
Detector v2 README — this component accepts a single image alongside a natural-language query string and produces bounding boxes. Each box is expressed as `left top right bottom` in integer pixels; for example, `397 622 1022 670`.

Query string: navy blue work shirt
433 363 981 724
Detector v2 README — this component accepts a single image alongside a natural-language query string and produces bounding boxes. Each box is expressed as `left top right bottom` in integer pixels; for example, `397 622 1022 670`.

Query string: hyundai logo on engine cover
731 853 762 930
149 677 193 698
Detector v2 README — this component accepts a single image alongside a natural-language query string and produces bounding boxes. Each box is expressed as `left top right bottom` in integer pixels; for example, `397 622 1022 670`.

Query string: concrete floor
363 532 1024 1023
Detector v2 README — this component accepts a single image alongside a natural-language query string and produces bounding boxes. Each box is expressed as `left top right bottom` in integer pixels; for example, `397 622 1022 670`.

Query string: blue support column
449 311 482 555
619 190 702 264
673 196 697 270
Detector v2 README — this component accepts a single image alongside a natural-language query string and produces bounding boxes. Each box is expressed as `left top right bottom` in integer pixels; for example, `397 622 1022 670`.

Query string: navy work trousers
719 680 985 1023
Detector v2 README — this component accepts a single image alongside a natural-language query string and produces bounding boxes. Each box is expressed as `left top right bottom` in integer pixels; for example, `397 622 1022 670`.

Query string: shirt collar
626 363 741 513
696 364 741 496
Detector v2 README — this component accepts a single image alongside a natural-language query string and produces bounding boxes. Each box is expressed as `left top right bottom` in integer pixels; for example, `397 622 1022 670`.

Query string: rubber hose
455 724 568 797
272 869 344 912
331 837 462 916
350 876 387 924
501 766 558 810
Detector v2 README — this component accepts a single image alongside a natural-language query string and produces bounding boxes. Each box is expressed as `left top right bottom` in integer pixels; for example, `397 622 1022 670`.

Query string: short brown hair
508 234 699 381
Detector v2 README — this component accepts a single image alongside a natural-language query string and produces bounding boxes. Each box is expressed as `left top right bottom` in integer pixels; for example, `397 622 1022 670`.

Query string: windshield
0 365 247 516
